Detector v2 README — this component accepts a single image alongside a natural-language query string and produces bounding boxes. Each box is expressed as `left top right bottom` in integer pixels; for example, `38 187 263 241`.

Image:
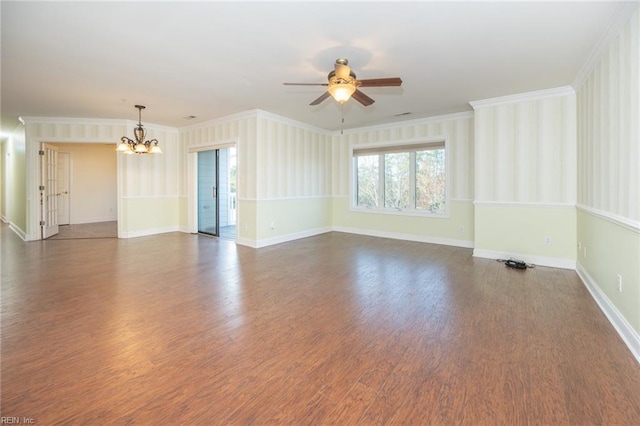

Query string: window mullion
352 157 357 207
378 155 385 209
410 151 416 209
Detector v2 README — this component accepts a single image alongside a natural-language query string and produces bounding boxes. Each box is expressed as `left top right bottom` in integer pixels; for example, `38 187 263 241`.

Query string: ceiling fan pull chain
341 104 345 135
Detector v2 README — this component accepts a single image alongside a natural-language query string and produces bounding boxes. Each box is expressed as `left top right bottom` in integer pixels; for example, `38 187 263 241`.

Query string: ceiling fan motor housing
283 57 402 106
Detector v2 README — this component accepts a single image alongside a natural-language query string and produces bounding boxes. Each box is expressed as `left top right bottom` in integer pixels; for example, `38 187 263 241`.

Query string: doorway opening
197 146 236 240
40 142 118 240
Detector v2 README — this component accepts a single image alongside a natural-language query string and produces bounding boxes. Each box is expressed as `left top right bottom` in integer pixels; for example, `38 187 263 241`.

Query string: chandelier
117 105 162 154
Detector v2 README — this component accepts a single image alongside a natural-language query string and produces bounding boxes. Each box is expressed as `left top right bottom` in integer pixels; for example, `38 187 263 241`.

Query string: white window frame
349 137 450 218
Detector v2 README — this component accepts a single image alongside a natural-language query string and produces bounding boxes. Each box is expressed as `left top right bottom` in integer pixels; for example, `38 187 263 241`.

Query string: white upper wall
576 7 639 222
181 110 332 202
471 87 577 205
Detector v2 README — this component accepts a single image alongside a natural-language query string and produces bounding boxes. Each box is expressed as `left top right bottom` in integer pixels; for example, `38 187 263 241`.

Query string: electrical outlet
617 274 623 292
544 236 551 245
459 226 465 233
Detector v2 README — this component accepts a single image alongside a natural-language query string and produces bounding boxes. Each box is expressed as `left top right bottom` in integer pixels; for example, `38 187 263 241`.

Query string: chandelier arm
118 105 161 154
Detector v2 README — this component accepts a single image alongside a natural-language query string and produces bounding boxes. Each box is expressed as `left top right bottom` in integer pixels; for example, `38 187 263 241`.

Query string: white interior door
41 143 59 239
56 152 71 225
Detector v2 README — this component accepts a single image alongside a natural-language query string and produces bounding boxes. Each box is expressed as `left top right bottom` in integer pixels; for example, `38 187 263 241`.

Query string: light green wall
178 196 188 232
255 197 331 241
474 204 576 263
333 198 474 246
238 199 257 242
119 197 179 237
578 210 640 334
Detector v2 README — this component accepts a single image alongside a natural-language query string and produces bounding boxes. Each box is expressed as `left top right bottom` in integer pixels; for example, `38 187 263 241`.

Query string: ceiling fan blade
310 91 331 106
358 77 403 87
351 89 375 106
283 83 328 86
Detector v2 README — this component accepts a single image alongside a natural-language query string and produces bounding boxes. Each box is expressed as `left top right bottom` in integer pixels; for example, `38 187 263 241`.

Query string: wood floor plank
2 225 639 424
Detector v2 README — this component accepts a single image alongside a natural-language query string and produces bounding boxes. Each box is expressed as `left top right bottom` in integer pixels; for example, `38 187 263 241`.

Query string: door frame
27 137 122 241
187 140 237 235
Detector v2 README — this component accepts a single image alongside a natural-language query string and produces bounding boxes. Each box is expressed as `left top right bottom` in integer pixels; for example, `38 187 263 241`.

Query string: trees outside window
354 142 446 215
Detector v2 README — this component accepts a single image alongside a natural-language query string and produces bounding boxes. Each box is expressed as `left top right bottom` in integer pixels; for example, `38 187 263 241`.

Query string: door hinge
39 185 45 191
40 220 45 226
39 150 45 156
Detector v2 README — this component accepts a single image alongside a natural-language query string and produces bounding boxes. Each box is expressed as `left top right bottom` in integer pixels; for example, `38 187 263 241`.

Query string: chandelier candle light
117 105 162 154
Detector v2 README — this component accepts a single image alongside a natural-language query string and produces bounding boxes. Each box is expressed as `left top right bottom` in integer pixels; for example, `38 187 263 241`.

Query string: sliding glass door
197 147 236 239
197 150 218 236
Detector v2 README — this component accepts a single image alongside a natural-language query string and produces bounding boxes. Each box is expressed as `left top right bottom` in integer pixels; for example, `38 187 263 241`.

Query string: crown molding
20 116 125 126
255 110 333 135
337 111 474 136
572 2 639 90
20 116 178 133
179 108 333 135
179 109 259 131
469 86 575 110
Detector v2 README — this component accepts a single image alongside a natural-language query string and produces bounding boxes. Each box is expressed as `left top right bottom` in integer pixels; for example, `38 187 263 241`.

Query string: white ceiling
0 1 633 138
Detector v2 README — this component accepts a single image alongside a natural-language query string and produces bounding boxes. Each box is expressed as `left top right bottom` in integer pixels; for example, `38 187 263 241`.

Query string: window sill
349 206 450 219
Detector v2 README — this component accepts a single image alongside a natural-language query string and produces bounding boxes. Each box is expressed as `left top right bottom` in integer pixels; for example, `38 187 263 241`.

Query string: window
353 141 447 215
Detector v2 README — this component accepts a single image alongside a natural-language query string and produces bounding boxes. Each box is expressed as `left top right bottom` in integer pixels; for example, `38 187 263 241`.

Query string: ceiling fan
283 58 402 106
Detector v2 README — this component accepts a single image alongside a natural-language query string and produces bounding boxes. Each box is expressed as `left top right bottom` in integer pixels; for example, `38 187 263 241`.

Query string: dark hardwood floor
47 221 117 240
2 223 639 424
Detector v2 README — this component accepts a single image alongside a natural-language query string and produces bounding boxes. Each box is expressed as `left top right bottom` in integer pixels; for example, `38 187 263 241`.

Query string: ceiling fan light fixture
328 83 356 104
283 57 401 107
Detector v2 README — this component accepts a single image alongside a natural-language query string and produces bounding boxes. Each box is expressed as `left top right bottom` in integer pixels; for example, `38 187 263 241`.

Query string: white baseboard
255 226 333 248
180 228 331 249
1 214 7 223
576 263 640 365
236 227 332 249
473 249 576 269
235 237 257 248
9 221 27 241
332 226 474 249
119 226 179 239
